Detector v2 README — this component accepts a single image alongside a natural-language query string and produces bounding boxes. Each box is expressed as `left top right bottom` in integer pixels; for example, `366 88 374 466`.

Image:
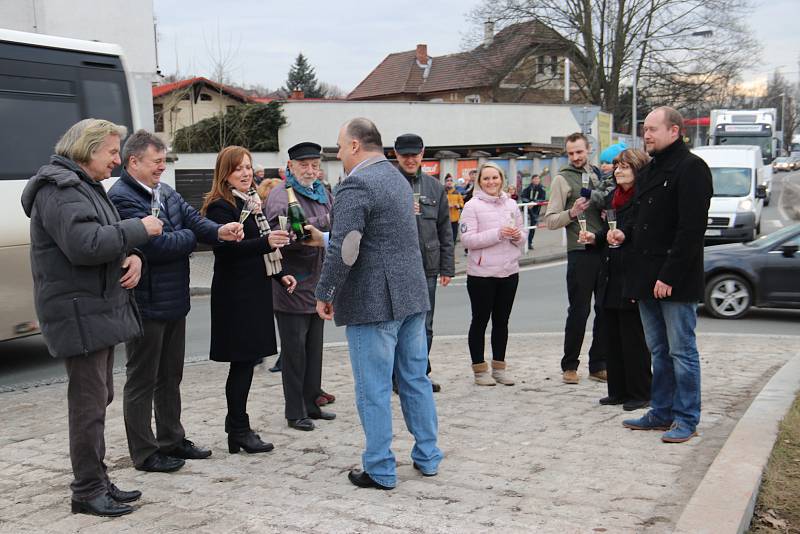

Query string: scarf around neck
611 184 635 210
230 187 282 276
286 170 328 204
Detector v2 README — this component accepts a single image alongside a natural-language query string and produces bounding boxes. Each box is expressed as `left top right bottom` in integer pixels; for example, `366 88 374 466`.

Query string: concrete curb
189 251 568 297
674 352 800 534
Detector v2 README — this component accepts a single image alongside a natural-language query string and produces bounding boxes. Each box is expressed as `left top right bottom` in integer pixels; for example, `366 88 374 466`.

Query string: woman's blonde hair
54 119 128 164
256 178 283 200
201 146 252 215
475 162 506 195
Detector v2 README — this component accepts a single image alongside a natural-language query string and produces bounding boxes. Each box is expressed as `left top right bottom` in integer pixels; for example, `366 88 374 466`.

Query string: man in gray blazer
315 118 443 490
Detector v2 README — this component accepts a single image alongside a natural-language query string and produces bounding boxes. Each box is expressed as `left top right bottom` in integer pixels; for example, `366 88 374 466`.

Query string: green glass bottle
285 183 310 240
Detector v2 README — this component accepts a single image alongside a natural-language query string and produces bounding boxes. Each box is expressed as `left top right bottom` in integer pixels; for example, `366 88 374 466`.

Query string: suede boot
472 362 496 386
491 360 515 386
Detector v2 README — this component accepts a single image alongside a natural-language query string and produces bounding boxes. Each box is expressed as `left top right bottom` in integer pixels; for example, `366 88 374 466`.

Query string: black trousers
467 274 519 365
562 249 607 373
605 306 652 402
225 360 256 433
64 347 115 501
275 312 324 420
123 318 186 466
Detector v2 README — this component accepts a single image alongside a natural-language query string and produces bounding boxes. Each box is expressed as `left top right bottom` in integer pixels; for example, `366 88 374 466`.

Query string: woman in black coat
202 146 295 454
579 148 652 411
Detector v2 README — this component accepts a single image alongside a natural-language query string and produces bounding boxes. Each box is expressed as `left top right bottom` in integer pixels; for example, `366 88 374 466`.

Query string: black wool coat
206 198 282 362
624 139 713 302
601 192 638 310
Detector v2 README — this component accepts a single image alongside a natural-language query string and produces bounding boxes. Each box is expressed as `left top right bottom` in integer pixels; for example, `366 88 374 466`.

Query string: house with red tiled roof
152 77 261 146
348 20 587 105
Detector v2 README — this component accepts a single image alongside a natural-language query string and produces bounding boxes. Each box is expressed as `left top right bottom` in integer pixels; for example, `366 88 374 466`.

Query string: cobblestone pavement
0 332 795 533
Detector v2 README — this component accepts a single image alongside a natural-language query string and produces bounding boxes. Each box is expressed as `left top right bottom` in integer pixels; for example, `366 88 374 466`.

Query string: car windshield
710 167 752 197
744 223 800 247
774 157 789 163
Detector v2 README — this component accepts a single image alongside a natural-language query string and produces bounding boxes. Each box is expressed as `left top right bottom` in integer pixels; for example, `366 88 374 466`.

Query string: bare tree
318 82 347 99
759 69 800 151
468 0 759 131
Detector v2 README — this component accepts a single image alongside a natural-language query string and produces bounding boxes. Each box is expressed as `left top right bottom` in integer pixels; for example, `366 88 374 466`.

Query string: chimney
290 89 304 99
484 21 495 46
416 44 428 66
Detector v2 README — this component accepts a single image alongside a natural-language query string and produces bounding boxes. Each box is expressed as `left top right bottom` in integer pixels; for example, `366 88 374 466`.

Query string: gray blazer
315 157 430 326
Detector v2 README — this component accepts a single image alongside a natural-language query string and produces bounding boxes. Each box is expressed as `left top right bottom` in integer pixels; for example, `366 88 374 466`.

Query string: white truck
710 108 777 205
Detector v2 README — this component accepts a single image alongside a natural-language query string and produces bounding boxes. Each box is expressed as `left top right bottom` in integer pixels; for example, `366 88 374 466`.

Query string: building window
153 103 164 132
550 56 559 74
200 93 213 101
465 94 481 103
537 56 545 74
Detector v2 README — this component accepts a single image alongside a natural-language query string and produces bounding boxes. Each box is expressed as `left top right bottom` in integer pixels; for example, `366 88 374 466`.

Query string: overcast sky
154 0 799 94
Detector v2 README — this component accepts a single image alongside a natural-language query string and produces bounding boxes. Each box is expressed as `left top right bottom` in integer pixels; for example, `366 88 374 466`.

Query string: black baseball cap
394 133 424 155
288 142 322 161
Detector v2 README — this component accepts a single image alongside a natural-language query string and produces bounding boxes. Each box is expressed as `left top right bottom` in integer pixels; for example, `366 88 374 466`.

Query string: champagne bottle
285 183 310 240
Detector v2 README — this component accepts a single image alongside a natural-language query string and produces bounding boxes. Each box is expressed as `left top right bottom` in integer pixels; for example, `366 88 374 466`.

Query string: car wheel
764 193 770 207
704 273 752 319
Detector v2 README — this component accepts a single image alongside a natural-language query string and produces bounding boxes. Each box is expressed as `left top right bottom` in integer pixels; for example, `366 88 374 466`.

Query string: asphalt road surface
2 169 798 390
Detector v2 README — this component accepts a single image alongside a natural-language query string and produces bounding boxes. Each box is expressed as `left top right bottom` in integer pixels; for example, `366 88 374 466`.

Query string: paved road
2 169 799 390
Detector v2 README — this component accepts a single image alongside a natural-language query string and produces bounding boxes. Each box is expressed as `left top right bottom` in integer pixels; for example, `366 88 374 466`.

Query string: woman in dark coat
201 146 295 454
579 148 652 411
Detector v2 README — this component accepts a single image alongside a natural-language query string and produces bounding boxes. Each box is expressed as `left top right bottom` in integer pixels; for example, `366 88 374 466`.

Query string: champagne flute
607 209 620 248
278 215 288 231
577 212 587 244
150 186 160 218
239 207 252 224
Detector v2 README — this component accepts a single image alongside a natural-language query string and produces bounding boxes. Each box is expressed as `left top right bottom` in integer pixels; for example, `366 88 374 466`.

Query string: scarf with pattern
231 187 282 276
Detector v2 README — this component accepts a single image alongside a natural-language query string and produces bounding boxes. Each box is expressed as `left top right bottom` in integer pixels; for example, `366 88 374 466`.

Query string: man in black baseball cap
393 133 454 392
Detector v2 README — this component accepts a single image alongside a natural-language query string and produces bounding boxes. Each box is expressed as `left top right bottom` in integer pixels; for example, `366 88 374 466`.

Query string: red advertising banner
422 160 440 176
456 160 478 181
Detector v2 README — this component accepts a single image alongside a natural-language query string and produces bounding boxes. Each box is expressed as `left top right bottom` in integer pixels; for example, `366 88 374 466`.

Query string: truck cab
692 145 767 243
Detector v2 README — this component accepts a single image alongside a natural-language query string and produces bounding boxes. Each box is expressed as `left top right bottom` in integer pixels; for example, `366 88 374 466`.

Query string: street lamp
778 92 786 154
631 30 713 148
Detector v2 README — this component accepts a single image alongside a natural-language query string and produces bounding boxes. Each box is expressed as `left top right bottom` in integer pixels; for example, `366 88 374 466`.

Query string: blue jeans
638 300 701 429
345 312 443 487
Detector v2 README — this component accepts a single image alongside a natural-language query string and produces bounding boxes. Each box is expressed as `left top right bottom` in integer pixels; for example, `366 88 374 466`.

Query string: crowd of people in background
22 105 711 516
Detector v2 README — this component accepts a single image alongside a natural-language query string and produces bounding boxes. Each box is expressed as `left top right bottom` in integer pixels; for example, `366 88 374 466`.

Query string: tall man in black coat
610 107 713 444
109 131 244 472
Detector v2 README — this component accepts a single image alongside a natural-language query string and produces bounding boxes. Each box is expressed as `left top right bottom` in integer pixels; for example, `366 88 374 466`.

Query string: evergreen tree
283 53 324 98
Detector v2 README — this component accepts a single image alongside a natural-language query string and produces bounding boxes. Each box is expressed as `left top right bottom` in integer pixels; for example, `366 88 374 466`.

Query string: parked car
791 156 800 171
773 156 792 172
703 224 800 319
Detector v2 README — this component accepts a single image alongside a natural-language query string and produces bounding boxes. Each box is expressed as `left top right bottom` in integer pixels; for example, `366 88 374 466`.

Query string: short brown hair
613 148 651 175
565 132 589 149
654 106 684 130
201 146 252 214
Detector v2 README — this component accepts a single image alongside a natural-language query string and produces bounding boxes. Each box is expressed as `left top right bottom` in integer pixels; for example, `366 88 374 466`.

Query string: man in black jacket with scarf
109 130 243 472
610 107 712 444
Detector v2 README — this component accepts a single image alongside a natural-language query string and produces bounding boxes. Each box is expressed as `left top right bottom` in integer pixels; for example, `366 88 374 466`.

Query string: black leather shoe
163 439 212 460
412 462 437 477
228 431 274 454
431 382 441 393
309 410 336 421
348 469 392 490
287 418 315 431
108 483 141 503
137 452 185 473
623 399 650 411
599 396 626 405
71 493 133 517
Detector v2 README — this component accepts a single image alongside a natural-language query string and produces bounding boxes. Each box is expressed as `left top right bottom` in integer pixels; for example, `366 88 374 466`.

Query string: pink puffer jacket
460 189 524 278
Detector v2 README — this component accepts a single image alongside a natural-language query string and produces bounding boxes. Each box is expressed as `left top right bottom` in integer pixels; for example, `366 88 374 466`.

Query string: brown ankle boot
472 362 496 386
491 360 515 386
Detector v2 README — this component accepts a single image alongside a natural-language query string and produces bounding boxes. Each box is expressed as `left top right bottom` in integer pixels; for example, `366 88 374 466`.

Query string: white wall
279 101 601 160
1 0 159 130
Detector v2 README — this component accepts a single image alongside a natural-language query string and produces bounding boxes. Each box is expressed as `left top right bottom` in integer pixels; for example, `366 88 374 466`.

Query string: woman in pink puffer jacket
460 162 524 387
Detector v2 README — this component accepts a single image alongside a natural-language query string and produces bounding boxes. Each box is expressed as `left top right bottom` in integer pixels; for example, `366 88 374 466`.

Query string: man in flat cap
265 141 335 431
394 134 454 392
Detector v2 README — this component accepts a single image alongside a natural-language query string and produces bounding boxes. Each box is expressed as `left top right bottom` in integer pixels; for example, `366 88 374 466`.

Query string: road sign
571 106 601 135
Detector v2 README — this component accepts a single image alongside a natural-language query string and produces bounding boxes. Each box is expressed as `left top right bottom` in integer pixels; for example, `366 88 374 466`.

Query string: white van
692 145 768 243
